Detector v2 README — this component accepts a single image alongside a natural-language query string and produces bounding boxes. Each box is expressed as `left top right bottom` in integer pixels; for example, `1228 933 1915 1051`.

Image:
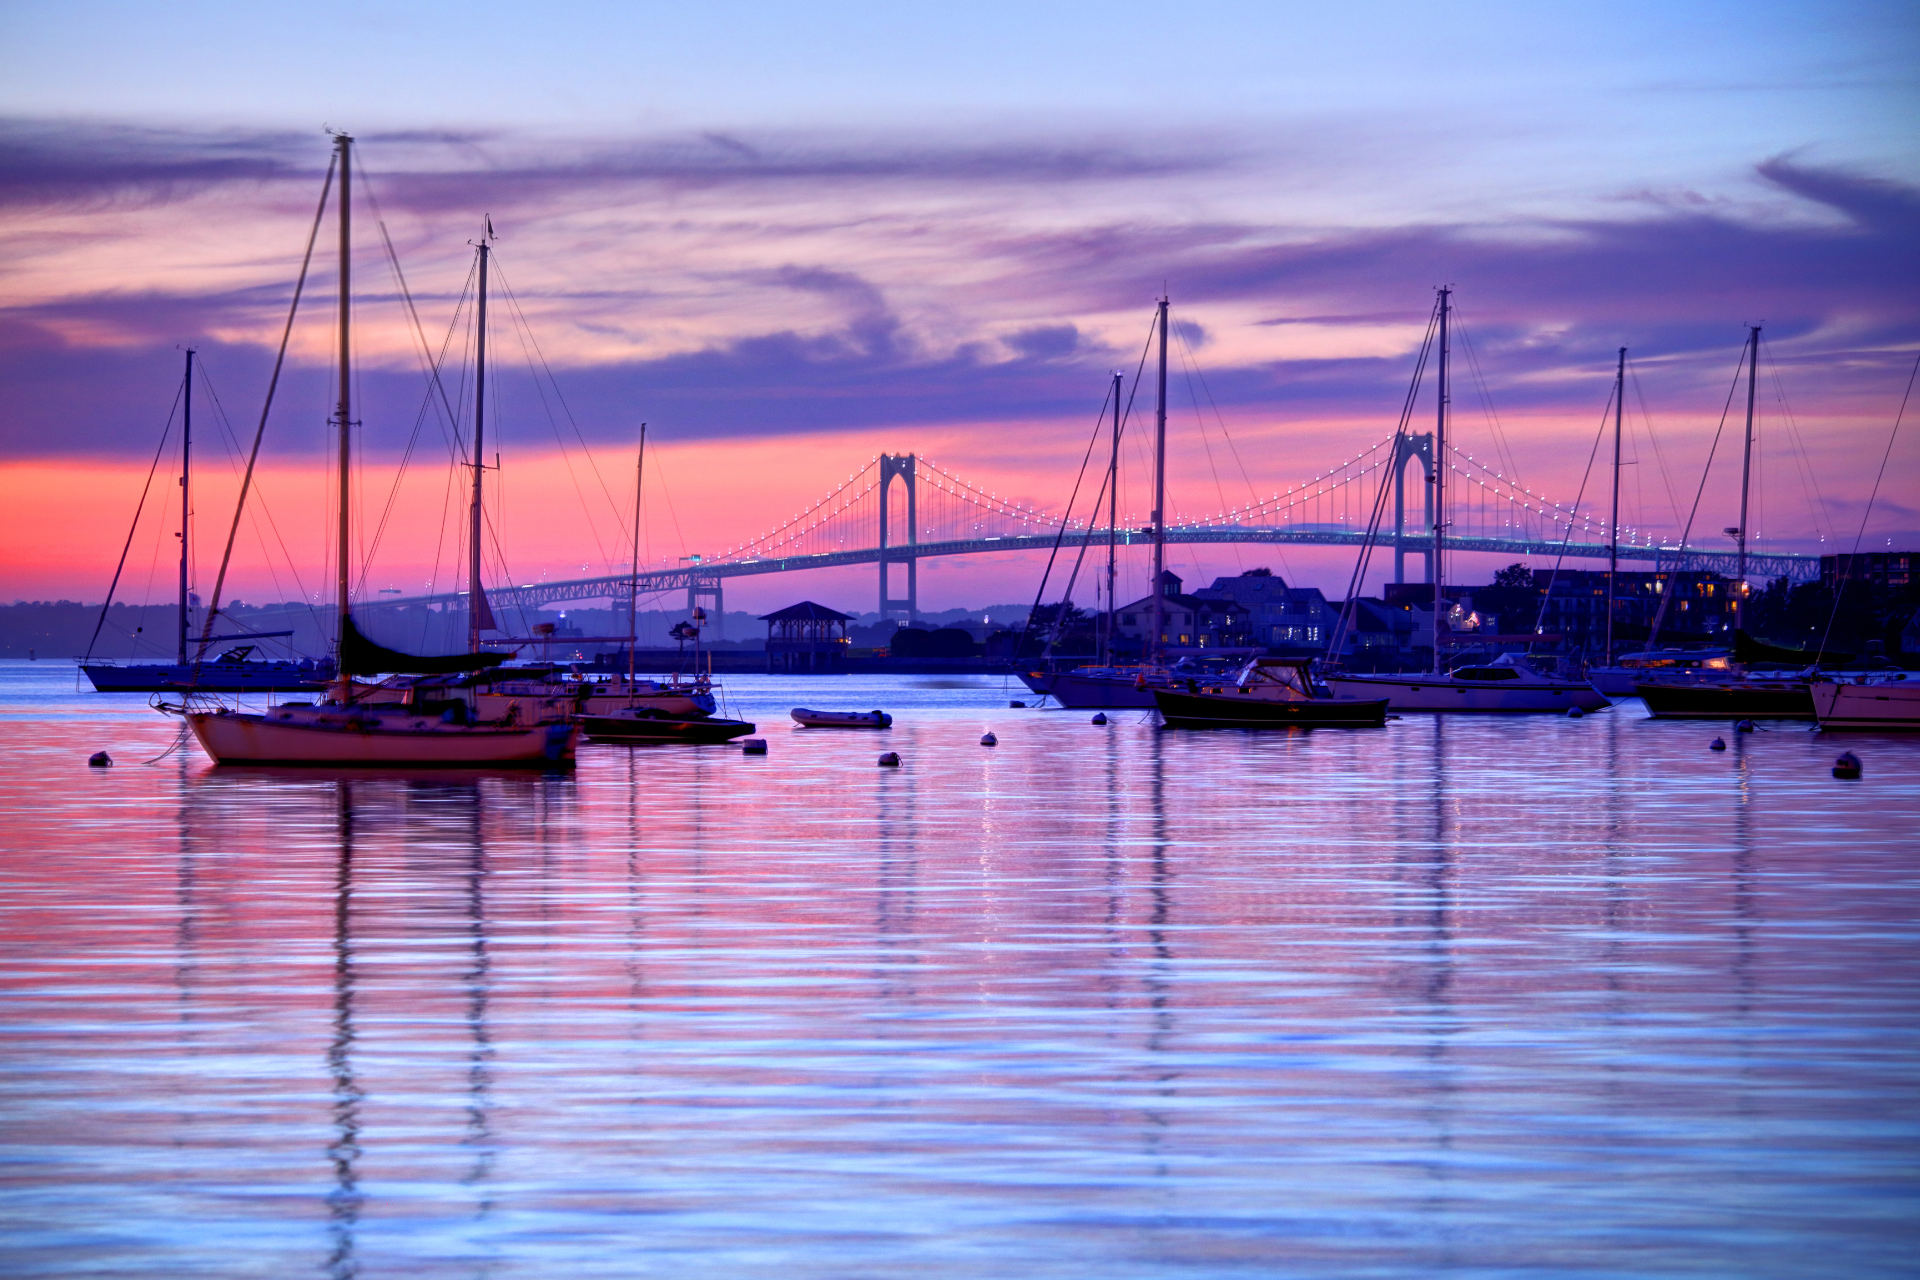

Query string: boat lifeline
1326 654 1610 714
179 135 576 768
1152 658 1389 729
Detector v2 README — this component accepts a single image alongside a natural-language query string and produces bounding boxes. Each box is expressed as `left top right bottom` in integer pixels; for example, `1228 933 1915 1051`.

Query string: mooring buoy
1091 713 1108 725
741 738 767 755
1735 719 1756 733
1833 751 1862 779
87 751 112 768
1566 707 1584 719
979 732 997 746
878 751 901 767
1009 700 1026 709
1709 737 1727 751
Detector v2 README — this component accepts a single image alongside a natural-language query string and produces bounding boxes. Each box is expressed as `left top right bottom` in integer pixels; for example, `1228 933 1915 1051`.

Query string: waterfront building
1822 551 1915 590
1109 571 1248 653
1394 569 1739 657
1192 569 1339 651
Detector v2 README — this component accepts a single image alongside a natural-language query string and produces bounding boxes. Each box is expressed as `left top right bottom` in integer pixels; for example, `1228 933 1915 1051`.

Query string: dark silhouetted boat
1152 657 1389 729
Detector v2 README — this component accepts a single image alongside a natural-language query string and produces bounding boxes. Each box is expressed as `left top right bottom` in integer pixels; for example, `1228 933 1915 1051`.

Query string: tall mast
1150 295 1169 666
468 233 490 653
1607 346 1625 664
178 348 194 664
1105 370 1121 666
1735 325 1759 629
334 133 353 674
628 424 646 697
1431 287 1450 676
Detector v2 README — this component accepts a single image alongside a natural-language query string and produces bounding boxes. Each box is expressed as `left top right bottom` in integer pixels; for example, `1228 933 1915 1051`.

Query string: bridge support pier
878 454 917 623
1392 432 1435 584
688 574 724 638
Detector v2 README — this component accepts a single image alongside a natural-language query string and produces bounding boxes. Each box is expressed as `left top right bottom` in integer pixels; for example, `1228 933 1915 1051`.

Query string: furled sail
338 613 506 675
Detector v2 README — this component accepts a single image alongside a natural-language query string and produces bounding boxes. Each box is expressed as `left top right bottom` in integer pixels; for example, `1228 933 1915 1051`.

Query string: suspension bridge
364 432 1819 624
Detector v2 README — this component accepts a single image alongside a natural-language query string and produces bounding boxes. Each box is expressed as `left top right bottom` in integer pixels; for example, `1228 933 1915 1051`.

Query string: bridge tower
878 454 918 622
1392 432 1436 584
687 574 724 638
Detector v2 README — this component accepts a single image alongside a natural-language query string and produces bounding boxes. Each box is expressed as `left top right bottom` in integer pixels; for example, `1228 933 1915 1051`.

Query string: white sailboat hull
1811 680 1920 730
1324 673 1610 713
186 708 578 766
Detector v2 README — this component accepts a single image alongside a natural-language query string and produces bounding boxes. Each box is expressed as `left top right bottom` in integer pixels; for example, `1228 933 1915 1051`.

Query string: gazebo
760 601 853 672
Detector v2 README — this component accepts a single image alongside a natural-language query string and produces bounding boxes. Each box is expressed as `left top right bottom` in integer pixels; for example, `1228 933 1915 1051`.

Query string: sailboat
1323 289 1611 714
1151 656 1388 729
177 134 579 767
1019 296 1203 709
1629 325 1827 719
579 428 756 744
79 350 327 694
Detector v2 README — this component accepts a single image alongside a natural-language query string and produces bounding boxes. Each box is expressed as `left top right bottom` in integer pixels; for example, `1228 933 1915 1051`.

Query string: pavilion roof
758 600 853 623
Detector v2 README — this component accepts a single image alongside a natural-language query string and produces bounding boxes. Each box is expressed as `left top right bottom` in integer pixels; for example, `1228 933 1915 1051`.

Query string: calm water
1 659 1916 1277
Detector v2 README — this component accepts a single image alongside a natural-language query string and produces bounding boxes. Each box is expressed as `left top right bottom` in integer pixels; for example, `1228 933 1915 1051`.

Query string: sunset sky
3 1 1916 616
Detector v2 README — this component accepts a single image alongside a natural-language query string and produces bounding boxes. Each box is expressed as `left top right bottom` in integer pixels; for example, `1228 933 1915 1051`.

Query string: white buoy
980 732 997 746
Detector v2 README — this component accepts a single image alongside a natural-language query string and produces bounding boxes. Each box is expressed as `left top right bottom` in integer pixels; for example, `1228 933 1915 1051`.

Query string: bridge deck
363 527 1817 613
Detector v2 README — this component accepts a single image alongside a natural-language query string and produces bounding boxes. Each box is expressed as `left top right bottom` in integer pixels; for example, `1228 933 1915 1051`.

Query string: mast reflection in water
2 667 1918 1278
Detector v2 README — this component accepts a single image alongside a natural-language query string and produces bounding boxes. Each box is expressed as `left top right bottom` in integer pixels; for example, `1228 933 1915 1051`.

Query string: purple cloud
2 119 1913 473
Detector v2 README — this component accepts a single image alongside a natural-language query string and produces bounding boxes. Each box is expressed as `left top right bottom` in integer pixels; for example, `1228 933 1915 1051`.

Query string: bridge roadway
362 526 1819 614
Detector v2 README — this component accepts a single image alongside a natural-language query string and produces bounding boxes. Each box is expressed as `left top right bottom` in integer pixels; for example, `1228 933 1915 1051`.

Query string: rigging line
493 262 630 562
1452 311 1523 492
1644 338 1751 643
375 216 469 460
85 382 182 661
1761 332 1834 547
1173 329 1241 573
1529 383 1614 638
194 360 310 634
193 151 335 660
418 445 463 651
356 147 469 467
364 259 477 579
1628 358 1685 541
1817 347 1919 664
1020 309 1155 659
1178 330 1263 509
1036 383 1117 657
1048 463 1115 652
1040 383 1119 656
1326 297 1440 661
495 285 620 577
645 442 692 566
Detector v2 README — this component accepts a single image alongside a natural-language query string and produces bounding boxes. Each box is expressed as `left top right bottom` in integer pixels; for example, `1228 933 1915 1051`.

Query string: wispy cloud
1 121 1914 477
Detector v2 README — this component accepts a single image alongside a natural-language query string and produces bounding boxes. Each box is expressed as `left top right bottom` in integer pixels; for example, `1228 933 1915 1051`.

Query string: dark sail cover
1731 628 1849 667
338 613 507 675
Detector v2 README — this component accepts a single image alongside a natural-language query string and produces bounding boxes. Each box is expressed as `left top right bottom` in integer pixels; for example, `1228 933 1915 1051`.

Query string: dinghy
790 708 892 728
